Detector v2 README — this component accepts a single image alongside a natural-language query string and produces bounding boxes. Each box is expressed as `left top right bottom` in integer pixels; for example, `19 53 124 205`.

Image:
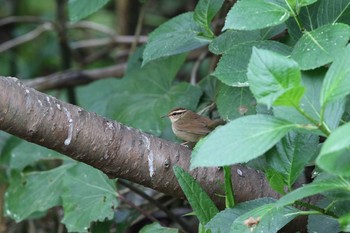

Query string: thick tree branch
0 76 278 207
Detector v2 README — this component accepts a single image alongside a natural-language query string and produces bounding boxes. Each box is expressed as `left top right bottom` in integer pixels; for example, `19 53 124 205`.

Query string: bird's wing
177 116 212 135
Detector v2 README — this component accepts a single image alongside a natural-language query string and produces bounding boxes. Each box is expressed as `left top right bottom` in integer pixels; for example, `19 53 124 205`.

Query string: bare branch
130 0 150 53
190 51 208 85
0 77 279 208
0 16 53 27
68 21 116 36
0 22 53 53
70 36 148 49
0 16 147 52
24 64 127 91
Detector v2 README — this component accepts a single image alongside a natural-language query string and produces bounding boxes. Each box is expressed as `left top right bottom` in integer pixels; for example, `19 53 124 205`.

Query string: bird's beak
161 114 168 118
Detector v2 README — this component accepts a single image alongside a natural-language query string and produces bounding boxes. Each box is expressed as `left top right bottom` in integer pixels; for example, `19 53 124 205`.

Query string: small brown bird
162 107 225 143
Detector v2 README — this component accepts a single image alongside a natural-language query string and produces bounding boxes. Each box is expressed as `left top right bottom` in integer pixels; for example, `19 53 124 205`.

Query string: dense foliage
1 0 350 232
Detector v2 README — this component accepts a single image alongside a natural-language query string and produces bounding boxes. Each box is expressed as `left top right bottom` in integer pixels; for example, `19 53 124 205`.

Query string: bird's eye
171 111 184 116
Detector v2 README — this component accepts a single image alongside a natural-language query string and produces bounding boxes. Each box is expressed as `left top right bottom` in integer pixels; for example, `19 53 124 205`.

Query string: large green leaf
216 84 256 121
277 176 350 206
206 198 276 233
194 0 225 35
9 141 67 170
173 166 219 225
77 54 202 136
223 0 290 31
143 12 210 65
317 0 350 26
247 48 304 108
316 122 350 176
62 163 118 232
68 0 111 22
291 23 350 70
320 44 350 107
191 115 297 168
4 163 75 222
213 41 291 86
231 200 298 232
266 132 319 189
274 69 344 132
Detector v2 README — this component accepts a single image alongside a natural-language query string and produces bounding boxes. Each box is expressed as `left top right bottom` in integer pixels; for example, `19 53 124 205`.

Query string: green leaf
286 0 317 13
9 141 66 170
308 215 340 233
274 69 344 132
191 115 296 168
68 0 111 22
231 200 298 232
206 208 239 233
61 163 118 232
320 44 350 107
223 0 290 31
139 223 179 233
247 48 304 108
316 122 350 176
266 132 319 189
308 198 350 232
265 169 286 194
291 23 350 70
209 30 261 55
213 41 291 87
173 166 219 225
206 198 276 233
143 12 210 65
78 54 202 136
0 131 11 153
296 0 317 8
216 85 256 121
0 136 22 166
4 163 75 222
194 0 225 35
317 0 350 26
277 176 350 207
339 212 350 232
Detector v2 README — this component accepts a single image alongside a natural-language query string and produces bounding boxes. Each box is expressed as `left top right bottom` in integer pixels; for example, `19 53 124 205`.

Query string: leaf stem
284 0 304 31
223 166 235 208
294 105 331 136
295 201 338 218
318 105 332 136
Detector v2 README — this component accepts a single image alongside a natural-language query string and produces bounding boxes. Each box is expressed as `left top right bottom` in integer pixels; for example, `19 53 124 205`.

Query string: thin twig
118 179 194 233
69 21 116 35
117 191 160 224
0 16 53 27
56 0 76 104
0 22 53 53
24 63 126 91
130 0 150 54
70 35 148 49
190 50 208 85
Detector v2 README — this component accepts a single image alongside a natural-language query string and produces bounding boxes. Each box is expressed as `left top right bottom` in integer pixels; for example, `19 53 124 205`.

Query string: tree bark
0 76 279 208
